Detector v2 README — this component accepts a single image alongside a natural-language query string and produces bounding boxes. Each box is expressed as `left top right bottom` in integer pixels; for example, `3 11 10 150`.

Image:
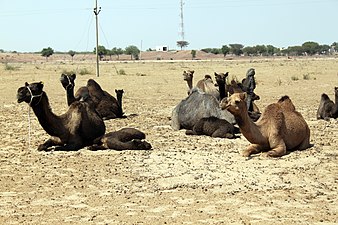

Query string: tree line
201 41 337 57
38 41 337 61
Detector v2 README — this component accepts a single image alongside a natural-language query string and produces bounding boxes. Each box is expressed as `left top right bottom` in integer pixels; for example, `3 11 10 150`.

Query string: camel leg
298 136 310 150
242 144 263 157
266 142 287 157
37 137 63 151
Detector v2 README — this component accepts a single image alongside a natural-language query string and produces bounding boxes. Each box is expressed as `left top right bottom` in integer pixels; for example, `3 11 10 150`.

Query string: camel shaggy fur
220 92 310 157
317 87 338 120
17 82 106 151
88 128 152 151
171 88 235 131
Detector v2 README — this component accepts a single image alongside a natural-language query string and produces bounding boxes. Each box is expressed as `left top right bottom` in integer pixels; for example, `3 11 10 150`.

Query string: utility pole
94 0 101 77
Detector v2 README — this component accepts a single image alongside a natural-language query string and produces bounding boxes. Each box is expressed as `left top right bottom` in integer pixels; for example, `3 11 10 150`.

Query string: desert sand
0 54 337 224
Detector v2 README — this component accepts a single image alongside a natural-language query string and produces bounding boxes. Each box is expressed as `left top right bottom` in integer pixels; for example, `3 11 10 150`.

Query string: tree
111 47 124 60
125 45 140 60
41 47 54 61
93 45 107 60
177 40 189 50
68 50 76 62
221 45 230 57
302 41 320 55
191 50 196 59
243 46 256 56
229 44 244 56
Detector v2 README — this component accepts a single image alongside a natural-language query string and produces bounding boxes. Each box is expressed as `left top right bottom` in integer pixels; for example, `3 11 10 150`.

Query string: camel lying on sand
317 87 338 120
220 92 310 157
60 73 123 120
88 128 152 151
17 81 106 151
17 82 151 151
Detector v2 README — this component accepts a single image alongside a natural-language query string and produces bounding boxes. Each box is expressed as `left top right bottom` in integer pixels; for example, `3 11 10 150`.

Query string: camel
60 73 123 120
183 70 194 95
317 87 338 120
185 116 238 138
115 89 125 118
183 70 219 99
173 71 236 132
220 92 310 157
88 128 152 151
17 81 106 151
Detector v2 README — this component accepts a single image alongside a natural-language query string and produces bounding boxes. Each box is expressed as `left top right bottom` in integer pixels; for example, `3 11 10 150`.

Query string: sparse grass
4 63 19 71
79 68 91 75
291 75 299 81
303 73 311 80
276 77 282 86
62 69 76 75
118 69 126 75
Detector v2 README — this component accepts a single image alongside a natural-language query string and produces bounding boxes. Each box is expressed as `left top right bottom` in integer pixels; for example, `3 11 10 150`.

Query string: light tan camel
183 70 219 99
220 92 310 157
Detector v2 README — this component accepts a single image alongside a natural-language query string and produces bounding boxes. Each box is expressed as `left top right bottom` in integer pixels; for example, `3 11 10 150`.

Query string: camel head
60 73 76 90
115 89 124 97
17 81 44 105
246 68 255 77
214 72 229 85
183 70 194 81
220 92 247 115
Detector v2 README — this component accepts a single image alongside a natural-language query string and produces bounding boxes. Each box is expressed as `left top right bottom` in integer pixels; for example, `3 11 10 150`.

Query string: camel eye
235 100 240 104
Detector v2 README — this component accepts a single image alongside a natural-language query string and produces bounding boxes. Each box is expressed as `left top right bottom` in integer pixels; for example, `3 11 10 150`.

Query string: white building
156 45 169 52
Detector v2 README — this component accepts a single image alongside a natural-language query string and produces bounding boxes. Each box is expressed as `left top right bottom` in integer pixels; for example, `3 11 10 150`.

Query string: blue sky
0 0 337 52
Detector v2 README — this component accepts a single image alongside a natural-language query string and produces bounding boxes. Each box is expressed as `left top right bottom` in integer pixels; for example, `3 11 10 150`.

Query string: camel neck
217 82 226 100
186 79 193 90
117 94 123 116
66 86 76 106
31 93 66 137
235 111 265 144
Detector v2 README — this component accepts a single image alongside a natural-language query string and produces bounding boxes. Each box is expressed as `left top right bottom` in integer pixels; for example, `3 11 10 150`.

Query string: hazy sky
0 0 337 52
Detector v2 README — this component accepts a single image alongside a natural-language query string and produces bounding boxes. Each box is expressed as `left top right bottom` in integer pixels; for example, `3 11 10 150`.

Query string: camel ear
239 92 247 101
191 70 194 74
225 72 229 76
38 81 44 89
214 72 218 76
25 82 29 86
71 74 76 79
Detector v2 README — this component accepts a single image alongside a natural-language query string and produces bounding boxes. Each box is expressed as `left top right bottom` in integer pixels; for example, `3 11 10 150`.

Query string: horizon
1 0 337 53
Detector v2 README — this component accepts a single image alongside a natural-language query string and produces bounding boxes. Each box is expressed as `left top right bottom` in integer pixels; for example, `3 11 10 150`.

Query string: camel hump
278 95 290 102
277 95 296 111
321 93 330 100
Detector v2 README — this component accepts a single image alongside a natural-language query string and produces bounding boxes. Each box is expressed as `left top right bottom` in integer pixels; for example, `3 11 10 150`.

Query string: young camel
317 87 338 120
220 92 310 157
183 70 219 100
17 81 106 151
88 128 152 151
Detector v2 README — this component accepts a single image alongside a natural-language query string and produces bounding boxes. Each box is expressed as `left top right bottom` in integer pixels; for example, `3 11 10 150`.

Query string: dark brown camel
317 87 338 120
60 73 123 120
115 89 126 118
185 116 239 138
17 81 106 151
88 128 152 151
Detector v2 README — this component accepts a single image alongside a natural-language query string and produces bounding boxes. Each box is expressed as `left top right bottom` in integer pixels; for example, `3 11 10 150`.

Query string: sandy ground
0 56 337 224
